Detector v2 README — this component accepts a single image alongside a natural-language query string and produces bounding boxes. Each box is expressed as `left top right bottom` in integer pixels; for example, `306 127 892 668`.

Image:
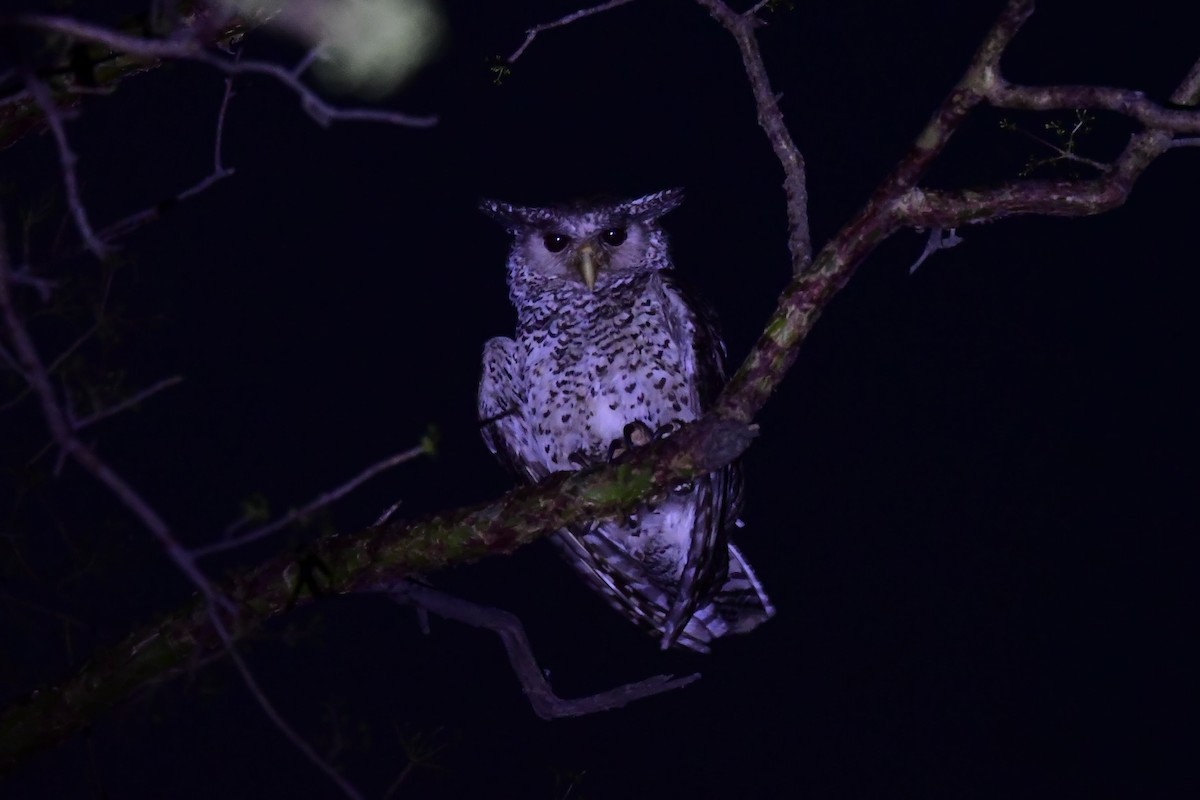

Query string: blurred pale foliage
223 0 444 97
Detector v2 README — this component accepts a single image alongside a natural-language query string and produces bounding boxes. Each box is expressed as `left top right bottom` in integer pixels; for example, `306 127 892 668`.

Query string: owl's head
480 188 683 293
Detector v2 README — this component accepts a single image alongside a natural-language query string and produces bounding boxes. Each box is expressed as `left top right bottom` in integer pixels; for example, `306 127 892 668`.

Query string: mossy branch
0 417 754 773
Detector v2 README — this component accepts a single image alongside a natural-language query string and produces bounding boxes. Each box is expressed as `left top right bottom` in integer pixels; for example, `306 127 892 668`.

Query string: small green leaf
239 492 271 523
487 56 512 85
420 423 441 457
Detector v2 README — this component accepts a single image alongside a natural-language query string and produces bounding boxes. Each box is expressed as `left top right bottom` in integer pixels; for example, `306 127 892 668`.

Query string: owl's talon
568 451 596 469
653 421 684 441
606 420 655 462
623 420 654 450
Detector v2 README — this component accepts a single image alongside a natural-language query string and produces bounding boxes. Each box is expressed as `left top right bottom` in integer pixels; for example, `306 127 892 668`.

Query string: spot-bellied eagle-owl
478 188 773 652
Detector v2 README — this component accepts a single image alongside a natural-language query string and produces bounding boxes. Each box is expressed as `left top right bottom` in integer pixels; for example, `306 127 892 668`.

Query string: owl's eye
601 228 627 246
543 233 571 253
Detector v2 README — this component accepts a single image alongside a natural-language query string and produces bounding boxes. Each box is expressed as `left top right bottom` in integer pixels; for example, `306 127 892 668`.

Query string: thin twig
693 0 812 274
504 0 639 63
1003 119 1110 173
204 604 366 800
0 88 32 110
0 341 19 373
1 232 239 628
71 375 184 431
212 68 236 175
195 445 429 557
988 80 1200 133
4 266 58 300
20 72 108 260
292 46 325 78
96 72 238 244
2 217 360 795
893 50 1200 228
15 15 437 129
381 763 417 800
389 582 700 719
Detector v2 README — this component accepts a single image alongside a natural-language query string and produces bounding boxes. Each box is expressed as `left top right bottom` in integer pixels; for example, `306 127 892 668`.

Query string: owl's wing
655 272 755 647
479 336 545 485
657 271 726 404
552 520 723 653
658 272 745 523
555 488 770 653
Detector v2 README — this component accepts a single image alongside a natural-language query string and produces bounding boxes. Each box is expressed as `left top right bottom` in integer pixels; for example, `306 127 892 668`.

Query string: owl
478 188 774 653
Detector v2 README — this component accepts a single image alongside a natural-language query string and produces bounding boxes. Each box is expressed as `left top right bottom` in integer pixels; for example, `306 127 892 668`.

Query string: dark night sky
2 1 1196 798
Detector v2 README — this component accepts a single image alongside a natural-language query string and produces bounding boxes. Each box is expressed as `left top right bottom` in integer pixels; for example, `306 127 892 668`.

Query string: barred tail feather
711 542 775 632
551 526 773 654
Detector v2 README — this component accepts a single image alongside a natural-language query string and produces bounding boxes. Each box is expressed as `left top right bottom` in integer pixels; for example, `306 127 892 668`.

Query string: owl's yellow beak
576 244 599 291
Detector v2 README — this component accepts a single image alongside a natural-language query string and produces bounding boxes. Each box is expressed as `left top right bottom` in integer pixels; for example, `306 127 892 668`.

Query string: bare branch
0 413 754 773
292 46 325 78
203 605 366 800
95 72 238 245
212 71 236 175
504 0 639 64
3 265 58 300
715 0 1196 426
21 72 109 260
895 52 1200 229
693 0 812 274
13 15 437 129
0 8 256 151
389 582 700 719
71 375 184 432
988 80 1200 133
194 444 431 558
0 88 32 110
0 218 228 612
718 0 1171 423
2 216 365 797
1001 113 1111 174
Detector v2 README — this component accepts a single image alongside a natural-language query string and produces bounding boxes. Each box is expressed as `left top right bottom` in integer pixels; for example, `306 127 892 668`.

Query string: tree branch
714 0 1195 422
21 71 109 260
194 443 431 558
94 69 238 246
693 0 812 274
0 8 255 151
0 415 755 773
0 224 219 608
12 14 437 129
988 80 1200 133
503 0 640 64
894 49 1200 228
389 582 699 719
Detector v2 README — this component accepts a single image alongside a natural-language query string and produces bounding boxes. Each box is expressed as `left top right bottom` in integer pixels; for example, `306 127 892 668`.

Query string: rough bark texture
0 417 754 773
0 7 258 151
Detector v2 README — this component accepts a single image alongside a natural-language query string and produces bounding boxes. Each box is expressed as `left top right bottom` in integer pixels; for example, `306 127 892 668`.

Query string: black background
2 1 1196 797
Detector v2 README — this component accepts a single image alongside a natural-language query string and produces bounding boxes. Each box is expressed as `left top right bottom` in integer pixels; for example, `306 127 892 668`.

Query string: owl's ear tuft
619 187 685 222
479 198 520 228
479 198 558 233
